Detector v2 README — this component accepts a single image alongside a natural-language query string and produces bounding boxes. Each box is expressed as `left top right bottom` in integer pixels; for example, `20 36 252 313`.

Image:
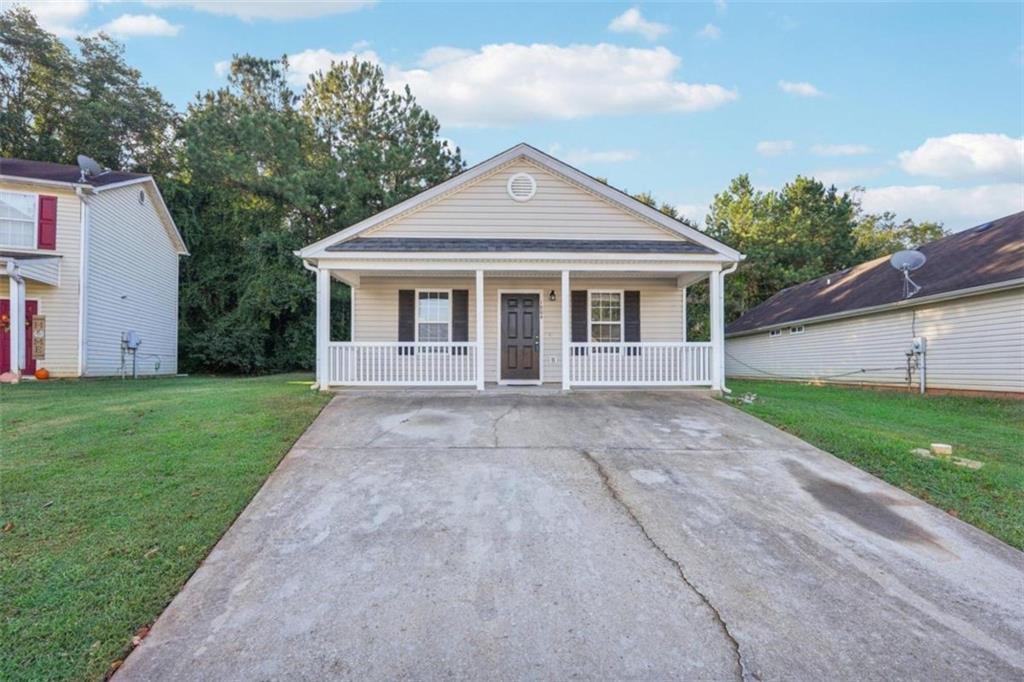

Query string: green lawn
725 380 1024 550
0 374 330 682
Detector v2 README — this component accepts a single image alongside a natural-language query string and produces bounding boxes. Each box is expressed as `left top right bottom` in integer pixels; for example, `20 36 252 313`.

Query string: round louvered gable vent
507 172 536 202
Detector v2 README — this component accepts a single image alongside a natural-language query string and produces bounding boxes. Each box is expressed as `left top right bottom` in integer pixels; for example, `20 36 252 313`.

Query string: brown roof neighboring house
726 211 1024 336
0 157 149 188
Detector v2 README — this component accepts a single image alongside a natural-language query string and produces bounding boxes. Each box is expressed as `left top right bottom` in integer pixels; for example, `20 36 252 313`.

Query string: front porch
314 265 729 391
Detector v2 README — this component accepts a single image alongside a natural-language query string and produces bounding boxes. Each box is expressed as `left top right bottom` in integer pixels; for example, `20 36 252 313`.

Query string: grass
0 374 330 682
725 380 1024 550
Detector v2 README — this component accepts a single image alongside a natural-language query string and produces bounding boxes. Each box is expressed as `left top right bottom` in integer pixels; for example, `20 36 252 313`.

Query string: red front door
0 299 38 374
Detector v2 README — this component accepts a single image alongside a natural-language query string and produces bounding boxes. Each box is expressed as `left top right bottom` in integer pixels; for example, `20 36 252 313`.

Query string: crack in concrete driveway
580 449 753 681
116 390 1024 681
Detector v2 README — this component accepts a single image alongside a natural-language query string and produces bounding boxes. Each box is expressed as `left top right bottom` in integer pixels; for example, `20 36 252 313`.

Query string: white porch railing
327 342 480 386
568 342 713 386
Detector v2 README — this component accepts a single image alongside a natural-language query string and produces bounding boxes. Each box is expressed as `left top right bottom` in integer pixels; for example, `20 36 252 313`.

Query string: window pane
0 192 36 248
418 322 448 342
0 219 35 248
590 292 620 322
417 291 449 324
591 324 621 342
0 192 34 221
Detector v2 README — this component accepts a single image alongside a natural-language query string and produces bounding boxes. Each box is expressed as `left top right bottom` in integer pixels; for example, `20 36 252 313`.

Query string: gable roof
1 157 188 255
0 158 148 188
726 211 1024 336
298 143 742 261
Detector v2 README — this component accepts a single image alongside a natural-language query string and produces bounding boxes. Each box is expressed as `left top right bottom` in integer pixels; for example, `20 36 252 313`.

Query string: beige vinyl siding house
5 181 83 376
298 144 742 391
725 212 1024 396
0 158 187 379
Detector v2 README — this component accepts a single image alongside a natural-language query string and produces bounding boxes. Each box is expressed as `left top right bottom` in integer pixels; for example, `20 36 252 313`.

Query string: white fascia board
296 143 743 261
308 258 725 273
0 175 90 191
725 277 1024 338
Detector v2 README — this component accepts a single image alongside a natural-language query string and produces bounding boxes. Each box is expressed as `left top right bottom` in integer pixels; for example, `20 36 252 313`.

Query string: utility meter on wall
911 337 927 354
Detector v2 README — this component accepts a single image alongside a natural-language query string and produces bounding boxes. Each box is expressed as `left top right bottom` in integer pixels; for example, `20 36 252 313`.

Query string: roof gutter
726 276 1024 338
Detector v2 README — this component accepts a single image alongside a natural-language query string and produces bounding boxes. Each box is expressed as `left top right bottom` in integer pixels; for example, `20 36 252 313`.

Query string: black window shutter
451 289 469 354
398 289 415 354
571 290 588 354
624 291 641 354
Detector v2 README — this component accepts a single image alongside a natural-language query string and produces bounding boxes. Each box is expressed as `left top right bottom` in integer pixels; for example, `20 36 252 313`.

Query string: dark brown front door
501 293 540 381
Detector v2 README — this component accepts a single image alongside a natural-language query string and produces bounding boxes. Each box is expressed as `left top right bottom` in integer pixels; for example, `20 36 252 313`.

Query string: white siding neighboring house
0 158 187 378
725 212 1024 396
297 143 744 391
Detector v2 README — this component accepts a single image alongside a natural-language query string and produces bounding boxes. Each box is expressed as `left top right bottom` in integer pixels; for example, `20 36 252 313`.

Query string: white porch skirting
325 341 713 388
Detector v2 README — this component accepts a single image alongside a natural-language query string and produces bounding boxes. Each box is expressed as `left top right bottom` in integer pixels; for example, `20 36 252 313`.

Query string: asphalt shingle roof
326 237 714 254
0 157 149 188
726 211 1024 336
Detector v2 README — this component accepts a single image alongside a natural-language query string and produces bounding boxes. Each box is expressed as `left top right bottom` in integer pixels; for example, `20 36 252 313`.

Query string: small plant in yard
0 375 330 682
723 380 1024 550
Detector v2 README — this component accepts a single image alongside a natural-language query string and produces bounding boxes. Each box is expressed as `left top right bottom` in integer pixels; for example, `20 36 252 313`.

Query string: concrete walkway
117 391 1024 681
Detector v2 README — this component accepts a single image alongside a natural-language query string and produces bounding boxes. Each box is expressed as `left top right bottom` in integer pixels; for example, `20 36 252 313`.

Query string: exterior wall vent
507 172 537 202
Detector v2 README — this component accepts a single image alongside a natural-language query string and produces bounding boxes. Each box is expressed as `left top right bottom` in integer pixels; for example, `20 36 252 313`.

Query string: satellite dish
76 154 104 181
889 249 926 298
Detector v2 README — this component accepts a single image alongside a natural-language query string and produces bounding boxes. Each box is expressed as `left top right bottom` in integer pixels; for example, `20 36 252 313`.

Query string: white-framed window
789 325 805 335
769 329 782 338
0 191 36 249
588 290 623 343
415 290 451 343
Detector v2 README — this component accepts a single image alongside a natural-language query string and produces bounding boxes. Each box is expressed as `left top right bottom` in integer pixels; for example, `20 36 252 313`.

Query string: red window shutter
37 195 57 249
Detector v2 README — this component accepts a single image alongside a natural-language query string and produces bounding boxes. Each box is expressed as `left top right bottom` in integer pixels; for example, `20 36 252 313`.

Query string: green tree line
1 7 944 369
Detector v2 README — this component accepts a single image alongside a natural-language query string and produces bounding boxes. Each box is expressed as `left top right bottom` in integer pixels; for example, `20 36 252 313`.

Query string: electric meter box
911 337 927 354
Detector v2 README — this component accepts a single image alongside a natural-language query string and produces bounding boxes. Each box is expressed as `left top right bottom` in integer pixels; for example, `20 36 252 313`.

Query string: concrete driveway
117 390 1024 681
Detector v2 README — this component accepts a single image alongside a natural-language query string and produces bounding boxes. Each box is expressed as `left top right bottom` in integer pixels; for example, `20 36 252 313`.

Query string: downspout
719 262 739 395
75 186 93 376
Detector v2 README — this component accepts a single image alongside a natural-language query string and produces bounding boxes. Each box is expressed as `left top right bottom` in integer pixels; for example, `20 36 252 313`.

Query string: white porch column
8 272 23 374
316 268 330 389
681 286 688 343
475 269 485 390
561 270 570 390
709 269 724 391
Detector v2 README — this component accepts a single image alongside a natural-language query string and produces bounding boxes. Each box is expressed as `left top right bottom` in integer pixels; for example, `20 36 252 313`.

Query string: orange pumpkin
34 368 50 380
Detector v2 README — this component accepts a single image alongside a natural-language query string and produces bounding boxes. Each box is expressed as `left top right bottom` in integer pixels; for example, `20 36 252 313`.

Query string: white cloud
696 23 721 40
98 14 180 37
898 133 1024 180
608 8 670 41
142 1 375 21
676 202 710 225
756 140 794 156
284 47 381 86
287 43 738 127
714 0 727 14
810 143 872 157
778 80 823 97
563 148 639 165
858 183 1024 229
13 0 91 36
213 59 231 77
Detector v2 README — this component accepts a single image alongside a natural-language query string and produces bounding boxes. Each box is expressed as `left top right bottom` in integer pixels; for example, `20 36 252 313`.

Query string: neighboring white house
297 143 743 391
725 211 1024 396
0 158 188 378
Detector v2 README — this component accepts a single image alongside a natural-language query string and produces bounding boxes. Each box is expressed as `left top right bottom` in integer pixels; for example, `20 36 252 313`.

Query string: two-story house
0 158 187 378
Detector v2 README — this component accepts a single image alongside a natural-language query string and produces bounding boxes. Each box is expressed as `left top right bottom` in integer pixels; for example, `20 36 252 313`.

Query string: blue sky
22 1 1024 230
